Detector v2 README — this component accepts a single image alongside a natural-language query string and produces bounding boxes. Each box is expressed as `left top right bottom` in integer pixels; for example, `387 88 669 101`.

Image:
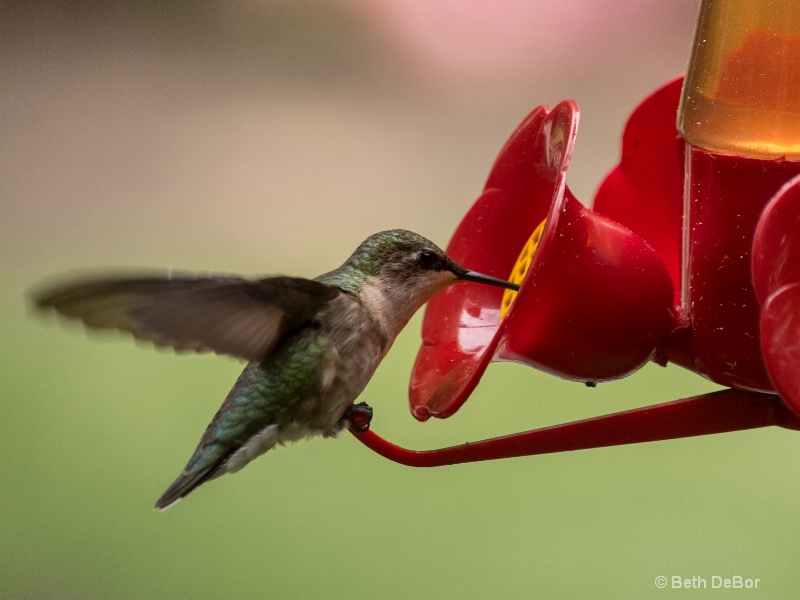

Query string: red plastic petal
411 98 674 421
409 102 579 421
760 283 800 414
754 174 800 413
752 173 800 304
496 188 673 383
592 77 684 304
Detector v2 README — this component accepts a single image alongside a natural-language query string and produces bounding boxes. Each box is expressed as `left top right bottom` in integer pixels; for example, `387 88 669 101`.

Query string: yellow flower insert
500 219 546 319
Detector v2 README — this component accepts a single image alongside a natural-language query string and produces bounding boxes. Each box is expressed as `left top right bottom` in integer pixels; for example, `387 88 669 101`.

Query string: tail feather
155 424 281 510
154 442 233 510
154 462 226 511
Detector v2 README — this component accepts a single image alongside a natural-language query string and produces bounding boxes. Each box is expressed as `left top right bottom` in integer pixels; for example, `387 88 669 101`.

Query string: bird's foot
344 402 373 434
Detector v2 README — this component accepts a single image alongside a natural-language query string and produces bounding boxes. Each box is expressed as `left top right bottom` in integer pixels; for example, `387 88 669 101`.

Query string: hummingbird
32 229 518 510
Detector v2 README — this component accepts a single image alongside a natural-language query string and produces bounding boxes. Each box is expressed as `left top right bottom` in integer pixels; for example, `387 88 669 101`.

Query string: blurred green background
3 1 799 598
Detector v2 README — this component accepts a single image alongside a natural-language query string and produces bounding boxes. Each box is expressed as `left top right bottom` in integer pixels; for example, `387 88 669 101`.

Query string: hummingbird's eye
417 250 438 269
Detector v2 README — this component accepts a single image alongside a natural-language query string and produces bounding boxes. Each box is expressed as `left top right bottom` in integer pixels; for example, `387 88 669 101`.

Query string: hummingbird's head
344 229 518 336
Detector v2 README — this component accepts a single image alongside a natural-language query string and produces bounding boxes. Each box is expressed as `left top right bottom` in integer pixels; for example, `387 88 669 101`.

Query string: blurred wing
32 273 341 361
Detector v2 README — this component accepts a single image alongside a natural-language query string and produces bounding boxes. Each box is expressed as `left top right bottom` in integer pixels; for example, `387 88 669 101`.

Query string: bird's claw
344 402 373 434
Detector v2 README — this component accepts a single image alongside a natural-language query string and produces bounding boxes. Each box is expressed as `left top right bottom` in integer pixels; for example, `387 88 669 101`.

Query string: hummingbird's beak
456 269 519 291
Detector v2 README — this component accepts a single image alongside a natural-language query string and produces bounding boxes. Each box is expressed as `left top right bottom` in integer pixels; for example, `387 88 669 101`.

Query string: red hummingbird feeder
350 0 800 465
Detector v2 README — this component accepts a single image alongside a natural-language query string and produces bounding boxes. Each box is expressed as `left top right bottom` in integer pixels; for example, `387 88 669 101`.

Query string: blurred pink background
2 0 695 281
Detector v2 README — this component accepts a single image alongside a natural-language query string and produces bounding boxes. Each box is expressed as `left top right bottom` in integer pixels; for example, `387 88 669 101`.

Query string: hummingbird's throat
500 218 546 319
